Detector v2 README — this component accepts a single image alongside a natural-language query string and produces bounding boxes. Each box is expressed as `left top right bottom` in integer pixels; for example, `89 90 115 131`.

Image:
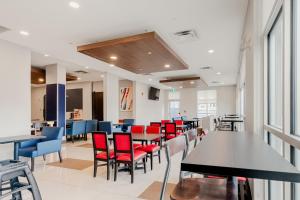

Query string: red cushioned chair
140 126 161 170
92 131 114 180
174 120 184 133
131 125 145 149
165 122 180 140
161 120 171 127
113 132 147 183
150 122 164 140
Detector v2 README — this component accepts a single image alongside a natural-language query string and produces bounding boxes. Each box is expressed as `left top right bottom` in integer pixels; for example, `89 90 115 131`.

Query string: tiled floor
20 138 182 200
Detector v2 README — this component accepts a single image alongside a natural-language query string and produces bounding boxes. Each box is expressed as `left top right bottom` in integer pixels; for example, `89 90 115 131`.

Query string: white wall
31 86 46 121
119 80 133 119
164 86 236 119
0 39 31 158
133 82 165 125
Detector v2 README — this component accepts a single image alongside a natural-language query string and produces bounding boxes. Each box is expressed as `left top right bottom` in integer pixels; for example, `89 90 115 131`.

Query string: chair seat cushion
153 138 161 142
96 151 115 160
166 135 176 140
133 143 143 149
171 178 237 200
140 144 160 153
18 147 38 157
116 150 146 162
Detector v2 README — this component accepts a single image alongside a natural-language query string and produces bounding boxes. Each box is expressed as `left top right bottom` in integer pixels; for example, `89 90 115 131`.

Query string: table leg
14 142 20 160
231 122 234 131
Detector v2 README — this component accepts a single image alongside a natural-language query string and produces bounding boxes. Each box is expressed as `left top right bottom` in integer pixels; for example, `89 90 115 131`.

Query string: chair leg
72 136 74 143
114 162 118 182
93 160 97 177
107 162 110 180
58 151 63 163
158 150 161 164
31 158 35 172
43 155 46 161
143 158 147 174
150 153 153 170
131 163 134 184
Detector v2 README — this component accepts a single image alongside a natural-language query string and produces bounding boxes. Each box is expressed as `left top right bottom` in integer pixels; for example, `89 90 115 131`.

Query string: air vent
174 29 198 42
199 66 213 70
211 81 224 84
0 25 10 34
74 70 88 74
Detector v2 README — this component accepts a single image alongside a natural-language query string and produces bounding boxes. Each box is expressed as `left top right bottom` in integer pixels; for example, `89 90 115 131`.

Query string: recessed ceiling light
19 30 29 36
110 56 118 60
164 64 170 68
77 77 81 80
109 64 115 67
38 78 44 83
44 54 49 57
147 51 152 55
190 81 195 84
69 1 80 9
216 72 221 75
148 78 152 81
208 49 214 54
138 68 143 71
85 66 89 69
100 74 105 78
179 86 183 89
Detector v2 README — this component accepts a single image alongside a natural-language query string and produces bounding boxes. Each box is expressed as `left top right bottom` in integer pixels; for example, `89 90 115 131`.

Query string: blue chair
122 119 135 132
99 121 114 135
85 120 98 140
66 120 87 143
18 127 64 171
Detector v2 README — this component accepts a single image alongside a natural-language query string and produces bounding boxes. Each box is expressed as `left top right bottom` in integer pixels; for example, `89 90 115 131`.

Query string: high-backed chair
92 131 114 180
18 127 64 171
66 120 87 142
122 119 135 132
131 125 145 149
165 123 180 140
98 121 113 135
113 132 147 184
159 134 237 200
85 120 98 140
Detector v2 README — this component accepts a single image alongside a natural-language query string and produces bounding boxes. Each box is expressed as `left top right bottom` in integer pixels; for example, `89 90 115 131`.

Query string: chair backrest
146 126 160 134
181 116 188 121
98 121 113 135
86 120 98 133
72 121 87 135
150 122 161 127
42 127 64 141
165 123 177 136
172 117 182 121
131 125 145 134
174 120 183 126
160 135 187 200
123 119 135 126
161 120 171 126
185 130 198 153
92 131 110 159
113 133 133 161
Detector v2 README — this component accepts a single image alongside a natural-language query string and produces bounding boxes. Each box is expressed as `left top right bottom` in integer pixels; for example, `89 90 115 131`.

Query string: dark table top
108 133 161 142
181 132 300 182
0 135 46 144
224 116 241 119
221 118 244 122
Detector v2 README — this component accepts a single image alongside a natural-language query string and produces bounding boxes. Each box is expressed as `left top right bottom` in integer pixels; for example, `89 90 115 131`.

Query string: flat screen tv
148 87 160 101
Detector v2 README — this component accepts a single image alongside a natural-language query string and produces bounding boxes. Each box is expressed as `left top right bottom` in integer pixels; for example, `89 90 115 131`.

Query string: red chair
140 126 161 170
165 123 179 140
92 131 114 180
131 125 145 149
161 120 171 127
174 120 184 133
113 132 147 183
150 122 161 128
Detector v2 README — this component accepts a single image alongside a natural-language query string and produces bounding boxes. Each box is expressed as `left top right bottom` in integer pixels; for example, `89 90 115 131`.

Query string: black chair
159 134 238 200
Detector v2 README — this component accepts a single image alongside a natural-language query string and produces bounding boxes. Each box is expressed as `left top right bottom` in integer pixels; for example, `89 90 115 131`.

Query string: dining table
181 132 300 183
108 133 162 144
221 118 244 131
0 135 46 160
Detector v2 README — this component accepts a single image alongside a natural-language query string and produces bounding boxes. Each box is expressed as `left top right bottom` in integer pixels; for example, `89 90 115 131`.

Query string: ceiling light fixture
208 49 214 54
85 66 89 69
190 81 195 84
179 86 183 89
77 77 81 80
100 74 105 78
110 56 118 60
38 78 44 83
148 78 152 81
216 72 221 75
147 51 152 55
19 30 29 36
164 64 170 68
44 54 49 57
69 1 80 9
109 64 115 67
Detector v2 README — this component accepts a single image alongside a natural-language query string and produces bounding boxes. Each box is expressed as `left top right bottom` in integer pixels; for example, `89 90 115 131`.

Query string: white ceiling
0 0 248 88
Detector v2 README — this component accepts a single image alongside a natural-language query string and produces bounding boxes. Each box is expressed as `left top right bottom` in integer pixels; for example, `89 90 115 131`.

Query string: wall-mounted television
148 87 160 101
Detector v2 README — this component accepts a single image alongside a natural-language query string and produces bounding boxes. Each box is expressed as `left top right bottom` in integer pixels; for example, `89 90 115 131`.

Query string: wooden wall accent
77 32 188 74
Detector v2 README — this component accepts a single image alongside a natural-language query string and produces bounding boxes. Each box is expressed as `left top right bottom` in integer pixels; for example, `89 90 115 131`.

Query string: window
197 90 217 117
168 91 180 118
267 10 284 200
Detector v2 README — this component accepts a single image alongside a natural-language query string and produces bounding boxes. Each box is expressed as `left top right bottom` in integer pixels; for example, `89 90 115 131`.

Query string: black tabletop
0 135 46 144
221 118 244 122
181 132 300 182
108 133 161 142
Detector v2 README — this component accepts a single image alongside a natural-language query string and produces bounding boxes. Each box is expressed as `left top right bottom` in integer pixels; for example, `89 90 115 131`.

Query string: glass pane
168 91 180 100
294 0 300 136
169 100 180 118
197 90 217 117
295 148 300 199
268 12 283 129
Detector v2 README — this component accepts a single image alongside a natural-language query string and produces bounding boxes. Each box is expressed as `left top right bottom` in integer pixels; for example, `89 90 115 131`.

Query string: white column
103 72 119 122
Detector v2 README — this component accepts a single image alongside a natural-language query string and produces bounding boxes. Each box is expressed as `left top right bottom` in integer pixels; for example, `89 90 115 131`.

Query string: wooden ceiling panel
160 76 208 88
77 32 188 74
31 67 78 84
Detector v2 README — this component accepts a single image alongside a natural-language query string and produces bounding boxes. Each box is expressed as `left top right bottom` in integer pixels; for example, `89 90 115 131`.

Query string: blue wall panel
46 84 57 121
58 84 66 133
